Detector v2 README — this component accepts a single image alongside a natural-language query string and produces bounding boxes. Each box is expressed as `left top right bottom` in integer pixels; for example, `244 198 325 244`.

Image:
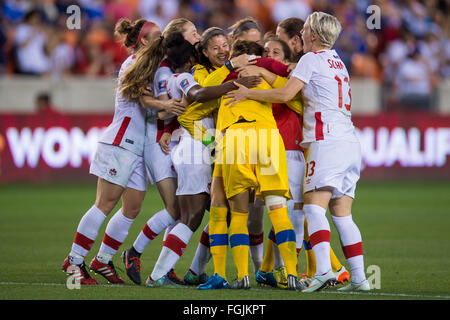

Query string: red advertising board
0 111 449 183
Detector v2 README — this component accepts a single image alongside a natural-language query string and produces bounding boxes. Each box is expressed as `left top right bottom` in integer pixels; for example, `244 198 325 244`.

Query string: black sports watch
225 59 234 71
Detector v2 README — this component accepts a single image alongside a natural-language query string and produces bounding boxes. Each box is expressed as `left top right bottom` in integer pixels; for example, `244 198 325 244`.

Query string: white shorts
170 134 212 195
303 140 361 199
89 143 148 191
286 150 305 203
144 141 178 185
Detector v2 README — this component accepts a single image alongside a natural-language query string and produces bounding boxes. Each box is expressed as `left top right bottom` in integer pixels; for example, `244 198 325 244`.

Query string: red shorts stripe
199 231 210 248
102 233 122 251
309 230 330 247
315 112 324 141
112 116 131 146
73 232 95 251
342 242 363 259
163 234 187 257
249 232 264 246
142 224 158 241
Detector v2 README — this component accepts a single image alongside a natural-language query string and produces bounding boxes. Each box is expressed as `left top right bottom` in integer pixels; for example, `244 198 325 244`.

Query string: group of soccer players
61 11 371 293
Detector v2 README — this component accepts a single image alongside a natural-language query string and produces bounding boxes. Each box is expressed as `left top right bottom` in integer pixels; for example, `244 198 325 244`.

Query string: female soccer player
225 12 370 292
143 32 261 287
118 18 202 285
199 40 301 290
61 18 181 285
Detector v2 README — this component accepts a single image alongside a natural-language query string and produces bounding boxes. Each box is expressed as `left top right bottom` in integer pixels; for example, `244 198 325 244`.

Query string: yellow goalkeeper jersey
177 64 230 139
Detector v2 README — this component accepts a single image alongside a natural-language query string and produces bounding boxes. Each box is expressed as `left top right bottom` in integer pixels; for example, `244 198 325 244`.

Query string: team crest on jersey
158 80 167 90
180 79 189 90
109 168 117 177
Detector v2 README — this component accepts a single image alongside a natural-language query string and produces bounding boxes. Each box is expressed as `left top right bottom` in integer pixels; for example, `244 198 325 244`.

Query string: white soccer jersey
291 49 357 147
98 54 147 156
146 59 174 144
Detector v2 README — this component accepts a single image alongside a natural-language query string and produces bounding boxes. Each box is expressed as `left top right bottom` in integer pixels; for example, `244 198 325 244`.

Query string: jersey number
335 75 351 111
305 160 316 177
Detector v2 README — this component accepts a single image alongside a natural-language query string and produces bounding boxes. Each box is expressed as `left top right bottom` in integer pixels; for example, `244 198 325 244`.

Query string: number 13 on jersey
335 75 351 111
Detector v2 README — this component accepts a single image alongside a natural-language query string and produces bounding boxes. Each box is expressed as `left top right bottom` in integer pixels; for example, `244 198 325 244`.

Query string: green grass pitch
0 180 449 300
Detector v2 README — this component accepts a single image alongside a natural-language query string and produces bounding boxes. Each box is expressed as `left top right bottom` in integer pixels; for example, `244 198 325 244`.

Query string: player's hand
231 54 259 69
224 82 250 107
236 65 264 78
164 98 186 116
235 75 261 89
159 132 172 154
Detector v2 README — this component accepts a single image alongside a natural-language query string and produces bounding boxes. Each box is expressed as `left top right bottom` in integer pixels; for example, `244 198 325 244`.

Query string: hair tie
129 21 156 49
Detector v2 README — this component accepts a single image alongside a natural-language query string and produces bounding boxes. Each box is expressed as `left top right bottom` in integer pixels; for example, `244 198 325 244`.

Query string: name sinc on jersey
328 58 344 70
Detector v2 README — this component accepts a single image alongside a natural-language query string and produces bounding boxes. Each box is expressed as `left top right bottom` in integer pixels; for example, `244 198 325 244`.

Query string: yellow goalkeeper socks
267 207 297 278
229 211 250 280
209 206 229 279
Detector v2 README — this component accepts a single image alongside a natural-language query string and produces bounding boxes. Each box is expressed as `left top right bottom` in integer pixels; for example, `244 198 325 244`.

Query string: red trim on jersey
342 242 363 259
74 232 95 251
102 233 122 250
142 224 158 240
199 230 210 248
112 116 131 146
315 112 324 141
313 50 326 54
309 230 330 247
163 234 187 257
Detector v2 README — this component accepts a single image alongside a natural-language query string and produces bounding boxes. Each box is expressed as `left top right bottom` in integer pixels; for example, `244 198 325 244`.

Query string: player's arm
139 90 187 116
225 76 304 106
185 76 261 103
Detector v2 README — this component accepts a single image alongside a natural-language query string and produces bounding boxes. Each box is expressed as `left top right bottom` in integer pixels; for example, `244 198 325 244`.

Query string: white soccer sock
97 209 134 263
151 223 193 281
289 207 305 251
132 209 175 254
249 232 264 274
189 223 211 275
331 214 366 283
70 205 106 263
304 204 331 276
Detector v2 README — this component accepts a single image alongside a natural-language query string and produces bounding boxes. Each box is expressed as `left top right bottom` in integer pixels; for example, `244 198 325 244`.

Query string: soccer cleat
301 270 337 293
121 248 142 285
287 275 307 291
167 269 185 285
89 257 125 284
184 269 208 285
338 279 371 292
255 270 277 287
274 266 288 289
61 256 98 285
231 275 251 289
335 266 350 284
145 274 182 288
197 273 230 290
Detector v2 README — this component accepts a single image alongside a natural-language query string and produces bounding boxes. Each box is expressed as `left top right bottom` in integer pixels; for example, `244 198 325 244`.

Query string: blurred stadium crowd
0 0 449 110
